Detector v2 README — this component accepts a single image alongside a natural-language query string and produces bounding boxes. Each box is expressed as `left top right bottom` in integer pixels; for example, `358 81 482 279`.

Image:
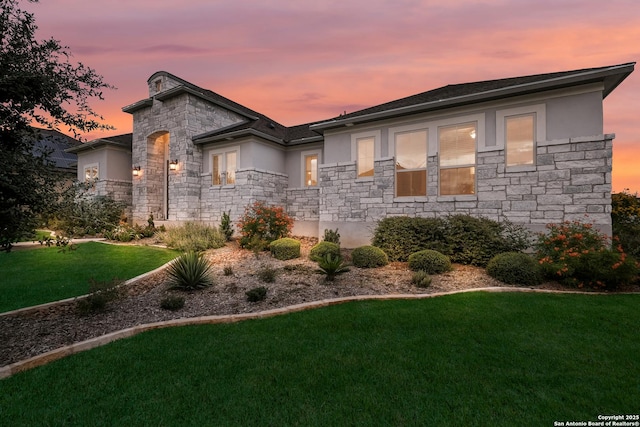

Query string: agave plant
167 251 214 290
316 253 350 281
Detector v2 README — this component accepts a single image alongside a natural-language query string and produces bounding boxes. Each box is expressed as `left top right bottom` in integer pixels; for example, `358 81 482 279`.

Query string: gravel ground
0 239 629 367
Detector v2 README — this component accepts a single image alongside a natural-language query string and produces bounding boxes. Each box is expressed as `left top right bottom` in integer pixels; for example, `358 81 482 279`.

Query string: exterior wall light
132 165 141 176
169 160 178 171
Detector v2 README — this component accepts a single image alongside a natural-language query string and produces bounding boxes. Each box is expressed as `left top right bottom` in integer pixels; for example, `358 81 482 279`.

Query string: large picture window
395 130 427 197
439 123 476 195
357 137 374 178
506 114 535 167
212 150 237 185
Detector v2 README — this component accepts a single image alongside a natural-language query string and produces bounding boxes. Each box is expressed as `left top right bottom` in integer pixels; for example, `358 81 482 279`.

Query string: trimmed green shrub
372 216 448 262
246 286 268 302
408 250 451 274
486 252 542 286
160 295 185 311
322 228 340 245
316 253 350 281
372 215 531 266
351 245 388 268
157 222 226 252
411 270 432 288
167 251 214 290
309 241 340 262
269 238 301 260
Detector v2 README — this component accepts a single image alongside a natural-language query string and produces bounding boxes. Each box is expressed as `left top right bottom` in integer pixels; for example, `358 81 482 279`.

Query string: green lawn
0 293 637 426
0 242 179 312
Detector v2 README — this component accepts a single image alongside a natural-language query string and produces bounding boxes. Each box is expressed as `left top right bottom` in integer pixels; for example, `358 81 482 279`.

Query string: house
74 62 635 247
66 133 134 219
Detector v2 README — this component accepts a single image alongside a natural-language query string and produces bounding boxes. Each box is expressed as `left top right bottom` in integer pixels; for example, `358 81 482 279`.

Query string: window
506 114 535 166
84 163 99 181
395 130 427 197
439 123 476 195
154 79 162 92
212 150 237 185
356 137 375 178
305 154 318 186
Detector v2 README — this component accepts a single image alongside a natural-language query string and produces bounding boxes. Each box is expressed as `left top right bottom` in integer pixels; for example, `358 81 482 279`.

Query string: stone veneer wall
131 93 245 223
318 134 613 245
199 168 289 223
95 179 133 222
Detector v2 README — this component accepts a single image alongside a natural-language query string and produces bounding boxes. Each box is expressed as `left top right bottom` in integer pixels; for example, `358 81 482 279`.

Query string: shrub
316 253 350 281
223 265 233 276
160 295 185 311
167 251 214 290
157 222 225 252
486 252 542 286
219 211 234 241
76 278 123 316
322 228 340 245
237 201 294 248
351 245 388 268
269 238 301 260
536 220 638 290
408 250 451 274
372 215 531 265
612 190 640 259
309 241 340 262
246 286 268 302
411 270 432 288
257 265 277 283
372 216 448 262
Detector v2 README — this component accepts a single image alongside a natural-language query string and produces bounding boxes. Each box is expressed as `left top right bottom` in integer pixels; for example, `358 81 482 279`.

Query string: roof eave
287 136 324 146
122 98 153 114
156 86 259 121
311 62 635 131
65 139 129 154
193 128 285 146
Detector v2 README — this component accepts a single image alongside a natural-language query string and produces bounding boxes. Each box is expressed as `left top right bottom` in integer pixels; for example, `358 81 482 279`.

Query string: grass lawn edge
0 286 632 379
0 256 177 319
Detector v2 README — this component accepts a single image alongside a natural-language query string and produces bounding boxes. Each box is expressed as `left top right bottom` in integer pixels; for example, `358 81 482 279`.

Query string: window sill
436 195 477 202
393 196 429 203
506 165 536 173
355 177 374 183
210 184 236 189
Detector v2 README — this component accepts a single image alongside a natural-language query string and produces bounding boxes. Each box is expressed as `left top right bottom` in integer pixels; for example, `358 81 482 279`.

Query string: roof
123 62 635 144
65 133 133 154
30 128 81 171
311 62 635 130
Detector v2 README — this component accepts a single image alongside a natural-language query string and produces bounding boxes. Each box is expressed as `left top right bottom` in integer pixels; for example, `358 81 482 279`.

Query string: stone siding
318 135 613 237
94 179 133 222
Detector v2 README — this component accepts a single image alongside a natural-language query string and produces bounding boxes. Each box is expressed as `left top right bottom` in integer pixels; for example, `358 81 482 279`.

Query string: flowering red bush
536 220 638 290
237 201 294 248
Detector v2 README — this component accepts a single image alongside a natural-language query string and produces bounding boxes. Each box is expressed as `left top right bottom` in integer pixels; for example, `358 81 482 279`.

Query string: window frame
505 113 536 168
496 104 545 172
210 147 239 186
300 149 322 187
350 130 381 180
438 121 477 196
394 128 428 198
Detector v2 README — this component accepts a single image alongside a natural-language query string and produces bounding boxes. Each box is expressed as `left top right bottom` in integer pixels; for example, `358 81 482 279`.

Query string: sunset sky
26 0 640 192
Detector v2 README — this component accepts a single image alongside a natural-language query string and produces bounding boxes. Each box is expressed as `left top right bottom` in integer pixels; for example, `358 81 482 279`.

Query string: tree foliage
0 0 113 249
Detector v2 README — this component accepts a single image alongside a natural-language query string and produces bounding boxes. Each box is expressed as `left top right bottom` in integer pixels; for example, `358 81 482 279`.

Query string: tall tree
0 0 113 250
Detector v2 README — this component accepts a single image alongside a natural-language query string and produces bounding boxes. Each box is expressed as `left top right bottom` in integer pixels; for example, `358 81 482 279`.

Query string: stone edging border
1 286 633 380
